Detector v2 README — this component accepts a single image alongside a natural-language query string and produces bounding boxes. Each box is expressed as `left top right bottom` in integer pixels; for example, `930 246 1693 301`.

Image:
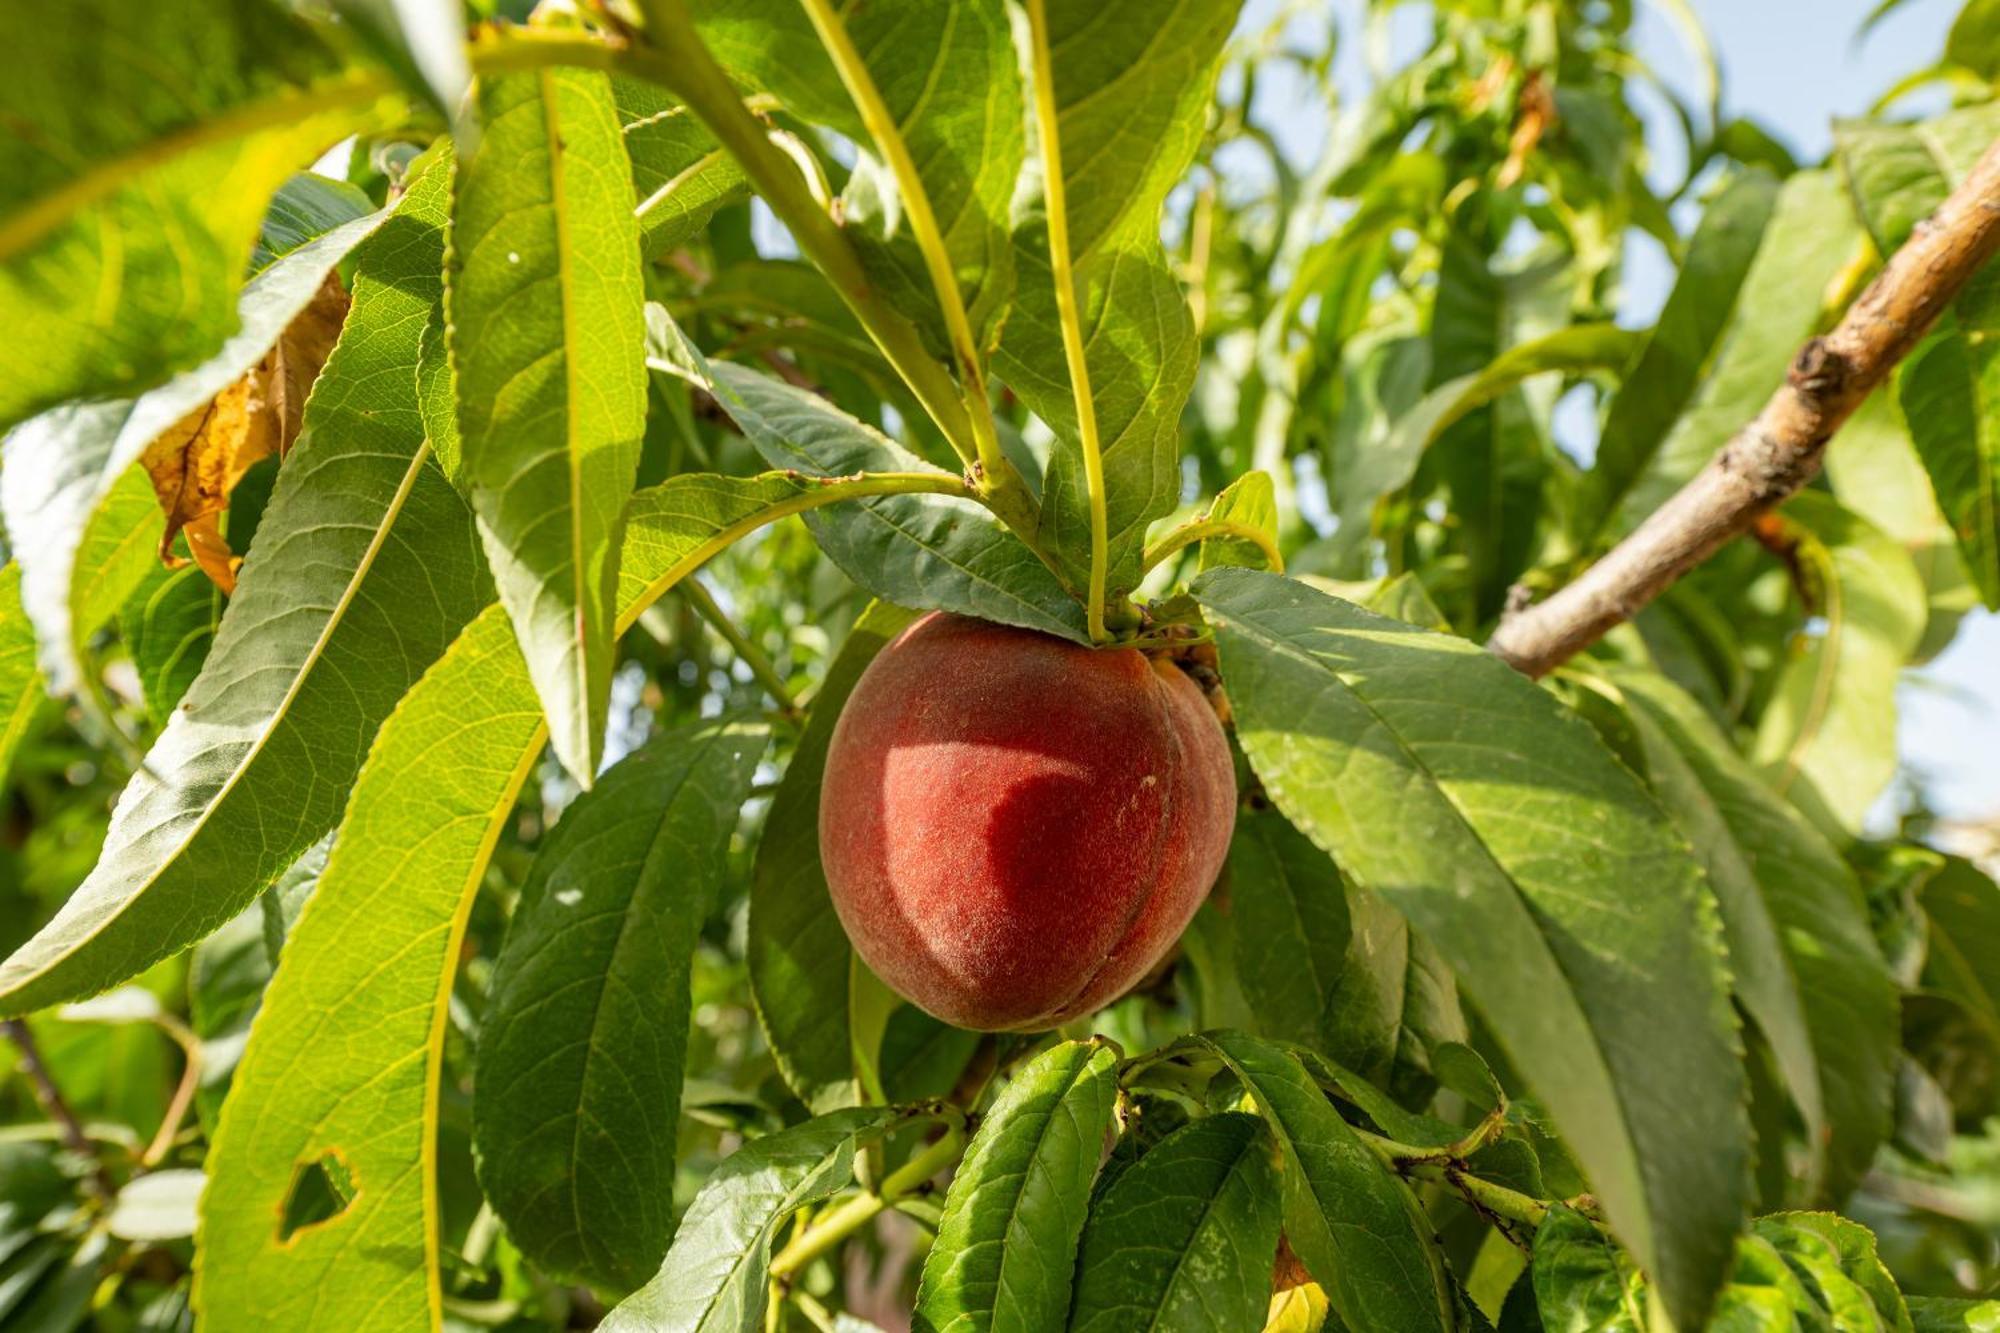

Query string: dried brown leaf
140 272 349 592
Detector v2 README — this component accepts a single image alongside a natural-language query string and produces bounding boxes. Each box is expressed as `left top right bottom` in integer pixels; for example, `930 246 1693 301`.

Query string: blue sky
1281 0 1997 824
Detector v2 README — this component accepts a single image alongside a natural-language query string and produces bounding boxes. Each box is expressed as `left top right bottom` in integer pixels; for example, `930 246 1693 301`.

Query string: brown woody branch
1488 135 2000 678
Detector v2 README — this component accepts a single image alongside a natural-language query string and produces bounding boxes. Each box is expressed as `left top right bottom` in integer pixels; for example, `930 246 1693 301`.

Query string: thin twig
1489 134 2000 677
681 577 800 716
2 1019 114 1199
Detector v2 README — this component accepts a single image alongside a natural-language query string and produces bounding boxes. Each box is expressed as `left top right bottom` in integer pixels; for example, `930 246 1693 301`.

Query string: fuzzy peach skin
817 611 1237 1031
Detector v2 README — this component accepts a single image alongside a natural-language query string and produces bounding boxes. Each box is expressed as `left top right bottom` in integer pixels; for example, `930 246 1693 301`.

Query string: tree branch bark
1488 135 2000 678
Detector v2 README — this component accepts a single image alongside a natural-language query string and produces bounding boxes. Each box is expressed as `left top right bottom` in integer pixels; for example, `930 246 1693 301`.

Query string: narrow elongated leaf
602 1107 904 1333
1066 1111 1281 1333
0 566 43 786
1750 491 1925 834
1197 471 1280 572
648 310 1090 640
1227 805 1463 1092
198 468 934 1329
1836 105 2000 255
1350 323 1638 561
751 601 920 1111
1921 858 2000 1027
331 0 468 121
996 0 1236 605
914 1040 1118 1333
451 68 648 785
1901 313 2000 608
121 565 226 729
617 79 746 258
1191 1032 1453 1333
0 0 382 427
1575 171 1778 540
0 157 489 1018
690 0 1022 346
1601 667 1898 1196
1 205 387 697
476 717 768 1291
1604 170 1864 533
1193 568 1747 1332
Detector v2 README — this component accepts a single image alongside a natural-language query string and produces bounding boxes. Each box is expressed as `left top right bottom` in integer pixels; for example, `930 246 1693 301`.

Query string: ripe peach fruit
818 612 1237 1031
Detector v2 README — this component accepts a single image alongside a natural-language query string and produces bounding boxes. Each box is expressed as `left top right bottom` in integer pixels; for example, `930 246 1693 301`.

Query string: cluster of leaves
0 0 1998 1331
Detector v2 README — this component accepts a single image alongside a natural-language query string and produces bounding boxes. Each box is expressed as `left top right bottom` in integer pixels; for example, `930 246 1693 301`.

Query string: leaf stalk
1024 0 1114 644
1140 518 1285 576
768 1119 967 1280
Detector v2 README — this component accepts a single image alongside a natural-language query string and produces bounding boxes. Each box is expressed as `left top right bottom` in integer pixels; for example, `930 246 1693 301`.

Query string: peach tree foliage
0 1 1997 1331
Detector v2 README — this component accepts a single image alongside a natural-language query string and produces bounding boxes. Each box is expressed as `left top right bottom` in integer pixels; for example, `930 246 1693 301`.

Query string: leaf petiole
1140 518 1286 576
768 1116 967 1281
1024 0 1114 644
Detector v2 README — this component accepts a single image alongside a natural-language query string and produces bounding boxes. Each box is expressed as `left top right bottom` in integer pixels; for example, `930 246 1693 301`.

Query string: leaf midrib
1209 600 1652 1252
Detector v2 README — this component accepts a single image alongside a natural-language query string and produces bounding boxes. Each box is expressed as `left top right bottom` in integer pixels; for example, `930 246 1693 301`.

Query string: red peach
817 612 1237 1032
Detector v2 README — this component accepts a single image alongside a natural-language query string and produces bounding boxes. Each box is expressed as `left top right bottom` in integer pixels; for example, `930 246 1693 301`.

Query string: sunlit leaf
450 68 649 786
198 468 947 1328
1750 491 1925 835
602 1107 904 1333
0 156 486 1017
0 0 390 427
0 204 386 697
1193 568 1747 1331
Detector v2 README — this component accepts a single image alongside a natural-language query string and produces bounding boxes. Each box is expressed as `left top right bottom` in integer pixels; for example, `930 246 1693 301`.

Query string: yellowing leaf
138 273 349 592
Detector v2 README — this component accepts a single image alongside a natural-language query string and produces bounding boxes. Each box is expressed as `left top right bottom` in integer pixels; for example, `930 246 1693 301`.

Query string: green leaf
198 468 944 1328
1066 1111 1282 1333
450 68 649 786
0 0 383 428
475 717 768 1292
1601 169 1864 535
751 600 920 1112
1530 1205 1646 1332
121 566 226 730
1921 858 2000 1027
0 566 44 787
188 838 329 1130
0 155 490 1018
1376 322 1639 547
1576 170 1779 541
1597 667 1898 1197
1197 471 1281 573
648 310 1090 640
1908 1297 2000 1332
689 0 1022 348
1226 805 1464 1093
1184 1032 1454 1333
252 172 376 273
1192 568 1748 1332
0 203 387 698
1837 105 2000 255
1900 273 2000 609
996 0 1237 606
618 78 746 259
1824 391 1977 662
1752 1213 1914 1332
914 1040 1118 1333
1750 491 1926 835
602 1107 905 1333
